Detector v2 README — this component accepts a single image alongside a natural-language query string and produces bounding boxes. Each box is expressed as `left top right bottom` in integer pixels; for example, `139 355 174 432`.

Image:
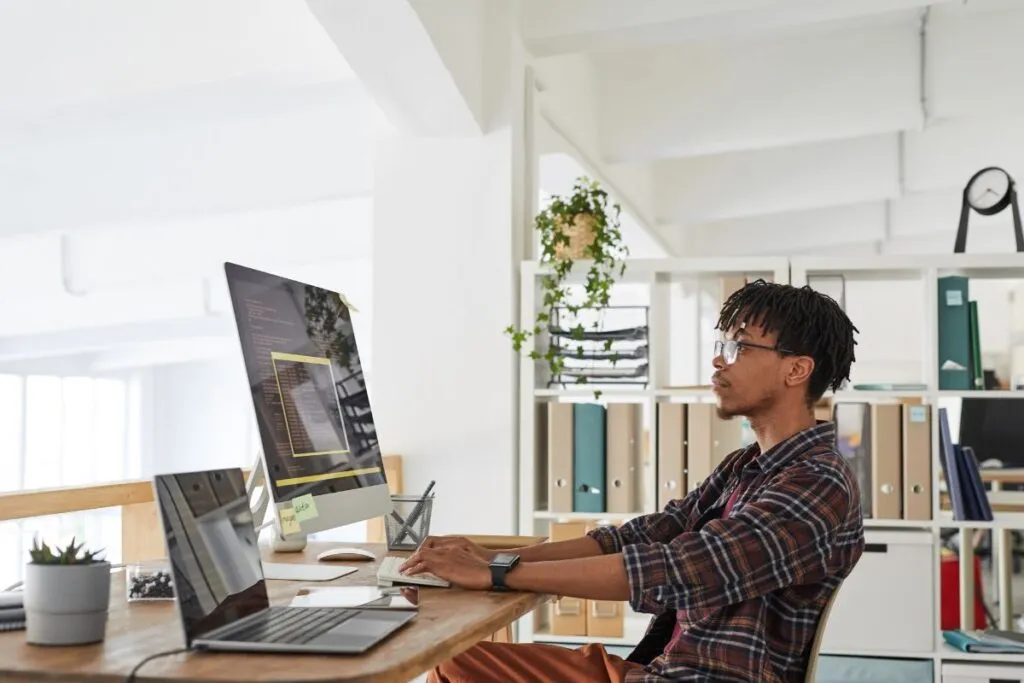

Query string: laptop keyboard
218 606 357 645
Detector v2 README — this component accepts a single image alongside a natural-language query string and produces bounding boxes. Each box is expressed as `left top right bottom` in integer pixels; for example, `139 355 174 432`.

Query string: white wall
145 358 254 476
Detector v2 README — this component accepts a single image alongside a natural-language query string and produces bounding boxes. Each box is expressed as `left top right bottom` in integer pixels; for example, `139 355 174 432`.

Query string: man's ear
785 356 815 388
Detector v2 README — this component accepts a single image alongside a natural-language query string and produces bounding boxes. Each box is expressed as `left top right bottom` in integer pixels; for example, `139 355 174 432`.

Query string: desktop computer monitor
223 262 392 536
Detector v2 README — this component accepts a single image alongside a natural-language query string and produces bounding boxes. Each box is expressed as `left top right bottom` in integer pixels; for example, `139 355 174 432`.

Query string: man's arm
619 461 856 615
508 535 605 563
504 553 630 601
493 460 853 608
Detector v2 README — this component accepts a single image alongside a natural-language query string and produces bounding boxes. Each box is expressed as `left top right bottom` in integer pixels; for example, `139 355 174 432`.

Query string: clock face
968 167 1011 211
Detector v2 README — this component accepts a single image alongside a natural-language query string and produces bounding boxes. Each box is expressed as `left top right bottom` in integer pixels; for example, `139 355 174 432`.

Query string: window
0 374 142 589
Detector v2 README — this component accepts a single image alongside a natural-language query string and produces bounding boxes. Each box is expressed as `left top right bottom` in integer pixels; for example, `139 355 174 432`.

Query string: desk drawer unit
821 529 935 654
943 662 1024 682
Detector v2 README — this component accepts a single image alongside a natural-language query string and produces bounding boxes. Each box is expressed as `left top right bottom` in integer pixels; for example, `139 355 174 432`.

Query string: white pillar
369 35 532 537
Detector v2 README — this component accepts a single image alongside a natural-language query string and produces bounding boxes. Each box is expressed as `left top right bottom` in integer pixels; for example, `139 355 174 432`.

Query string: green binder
573 403 606 513
937 276 972 390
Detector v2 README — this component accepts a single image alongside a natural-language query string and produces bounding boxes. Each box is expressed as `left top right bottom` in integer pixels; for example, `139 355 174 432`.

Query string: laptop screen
153 468 268 646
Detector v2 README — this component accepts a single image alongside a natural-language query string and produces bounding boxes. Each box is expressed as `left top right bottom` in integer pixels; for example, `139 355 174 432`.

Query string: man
402 279 866 682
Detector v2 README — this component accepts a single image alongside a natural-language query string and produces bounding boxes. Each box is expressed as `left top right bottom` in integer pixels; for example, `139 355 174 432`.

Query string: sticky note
293 494 318 522
279 507 302 536
909 405 927 423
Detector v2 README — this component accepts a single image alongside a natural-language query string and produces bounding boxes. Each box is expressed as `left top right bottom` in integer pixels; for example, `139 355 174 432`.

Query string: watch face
493 552 518 567
968 168 1010 211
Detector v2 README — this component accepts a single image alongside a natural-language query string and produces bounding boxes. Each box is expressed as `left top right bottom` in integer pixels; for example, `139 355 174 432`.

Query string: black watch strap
489 553 520 592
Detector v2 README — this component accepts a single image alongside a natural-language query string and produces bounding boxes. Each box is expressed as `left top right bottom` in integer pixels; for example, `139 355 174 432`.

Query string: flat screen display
224 262 387 503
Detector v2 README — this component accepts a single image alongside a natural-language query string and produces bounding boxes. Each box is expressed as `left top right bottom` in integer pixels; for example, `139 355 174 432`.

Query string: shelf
862 518 935 529
654 388 715 399
937 390 1024 399
940 642 1024 663
533 388 652 399
533 510 644 522
830 389 931 401
935 513 1024 529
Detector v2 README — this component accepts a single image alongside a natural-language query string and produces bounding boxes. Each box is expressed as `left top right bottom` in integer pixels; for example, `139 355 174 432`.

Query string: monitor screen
153 468 268 646
959 397 1024 469
224 262 387 506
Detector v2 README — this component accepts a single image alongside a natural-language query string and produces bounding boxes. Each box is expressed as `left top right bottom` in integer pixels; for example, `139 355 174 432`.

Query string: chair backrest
803 583 843 683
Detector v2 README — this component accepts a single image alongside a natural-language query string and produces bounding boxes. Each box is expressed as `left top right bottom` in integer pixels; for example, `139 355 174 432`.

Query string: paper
338 293 359 312
279 507 302 536
293 494 318 522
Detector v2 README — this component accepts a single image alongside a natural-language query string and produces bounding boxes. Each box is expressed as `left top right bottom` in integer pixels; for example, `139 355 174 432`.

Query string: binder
656 403 686 509
606 403 642 514
535 403 549 511
901 404 932 521
870 403 902 519
573 404 607 513
937 276 972 390
686 404 749 492
547 403 574 512
548 522 589 636
585 521 625 639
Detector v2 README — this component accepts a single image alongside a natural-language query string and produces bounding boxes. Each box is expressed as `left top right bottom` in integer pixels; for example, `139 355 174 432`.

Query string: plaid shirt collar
732 420 837 479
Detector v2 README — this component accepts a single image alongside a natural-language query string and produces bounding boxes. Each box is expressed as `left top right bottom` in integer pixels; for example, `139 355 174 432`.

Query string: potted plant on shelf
24 536 111 646
506 176 630 398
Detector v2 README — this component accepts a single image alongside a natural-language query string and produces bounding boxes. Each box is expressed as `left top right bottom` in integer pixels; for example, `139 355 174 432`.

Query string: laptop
152 467 416 654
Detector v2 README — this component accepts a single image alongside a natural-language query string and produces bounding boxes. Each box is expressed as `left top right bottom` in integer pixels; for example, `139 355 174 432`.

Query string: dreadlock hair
715 278 859 405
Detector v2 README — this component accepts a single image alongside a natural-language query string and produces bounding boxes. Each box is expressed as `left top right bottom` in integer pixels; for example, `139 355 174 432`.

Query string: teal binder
937 276 972 390
573 403 606 513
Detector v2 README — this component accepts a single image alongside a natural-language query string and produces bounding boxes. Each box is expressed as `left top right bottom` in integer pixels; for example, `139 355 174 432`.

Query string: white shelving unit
515 253 1024 680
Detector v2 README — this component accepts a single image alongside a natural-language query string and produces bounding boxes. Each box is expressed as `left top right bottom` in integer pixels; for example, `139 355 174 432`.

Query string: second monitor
224 262 393 538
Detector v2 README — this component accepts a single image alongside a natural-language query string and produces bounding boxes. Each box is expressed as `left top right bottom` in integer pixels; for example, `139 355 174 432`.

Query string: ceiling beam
1 79 373 236
306 0 482 137
522 0 946 57
592 14 922 162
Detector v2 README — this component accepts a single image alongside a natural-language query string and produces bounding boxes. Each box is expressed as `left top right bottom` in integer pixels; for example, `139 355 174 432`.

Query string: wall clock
954 166 1024 253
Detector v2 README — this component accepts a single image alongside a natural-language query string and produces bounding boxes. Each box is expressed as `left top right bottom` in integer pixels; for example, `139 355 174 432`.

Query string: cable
125 647 191 683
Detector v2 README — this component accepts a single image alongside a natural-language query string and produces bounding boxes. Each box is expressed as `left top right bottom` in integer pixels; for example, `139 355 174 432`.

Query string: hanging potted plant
506 176 630 397
24 537 111 646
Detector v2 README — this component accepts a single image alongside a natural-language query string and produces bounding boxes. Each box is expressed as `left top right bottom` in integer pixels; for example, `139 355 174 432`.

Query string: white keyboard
377 555 450 588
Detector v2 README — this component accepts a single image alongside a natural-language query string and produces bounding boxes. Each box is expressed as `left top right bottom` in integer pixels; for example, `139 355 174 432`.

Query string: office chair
803 583 843 683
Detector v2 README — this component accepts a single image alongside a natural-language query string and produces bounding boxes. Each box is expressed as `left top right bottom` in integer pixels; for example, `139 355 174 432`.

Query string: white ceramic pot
23 561 111 646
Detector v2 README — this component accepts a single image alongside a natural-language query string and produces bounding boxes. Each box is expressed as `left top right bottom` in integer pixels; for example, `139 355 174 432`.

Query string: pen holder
385 494 434 551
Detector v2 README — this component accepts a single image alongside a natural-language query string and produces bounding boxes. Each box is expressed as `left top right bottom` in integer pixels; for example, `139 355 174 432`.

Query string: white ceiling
525 0 1024 256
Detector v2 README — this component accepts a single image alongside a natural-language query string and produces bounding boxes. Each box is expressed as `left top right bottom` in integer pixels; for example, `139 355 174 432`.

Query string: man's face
711 321 787 419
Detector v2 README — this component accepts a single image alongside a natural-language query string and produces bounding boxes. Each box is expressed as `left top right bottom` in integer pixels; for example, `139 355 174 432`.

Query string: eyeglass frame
713 338 797 365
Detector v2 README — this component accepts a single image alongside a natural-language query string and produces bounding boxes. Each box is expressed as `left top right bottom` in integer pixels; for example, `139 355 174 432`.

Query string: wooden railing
0 455 405 563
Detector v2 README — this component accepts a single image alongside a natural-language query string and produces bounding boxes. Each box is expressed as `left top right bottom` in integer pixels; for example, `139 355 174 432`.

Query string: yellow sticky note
293 494 318 522
279 507 302 536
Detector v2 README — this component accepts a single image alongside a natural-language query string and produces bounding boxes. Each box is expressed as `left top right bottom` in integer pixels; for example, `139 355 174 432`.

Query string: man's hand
413 535 497 562
399 543 492 591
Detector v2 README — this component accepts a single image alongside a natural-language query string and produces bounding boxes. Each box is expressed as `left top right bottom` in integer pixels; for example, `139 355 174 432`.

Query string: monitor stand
246 453 357 583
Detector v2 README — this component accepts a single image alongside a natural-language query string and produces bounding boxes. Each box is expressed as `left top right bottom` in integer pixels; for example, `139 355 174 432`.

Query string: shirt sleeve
620 459 856 615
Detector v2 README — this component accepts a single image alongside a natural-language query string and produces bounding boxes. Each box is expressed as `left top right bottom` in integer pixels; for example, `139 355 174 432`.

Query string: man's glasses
714 339 794 365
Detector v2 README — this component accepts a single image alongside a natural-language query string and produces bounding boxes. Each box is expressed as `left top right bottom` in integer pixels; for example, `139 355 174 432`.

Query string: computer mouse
316 547 377 562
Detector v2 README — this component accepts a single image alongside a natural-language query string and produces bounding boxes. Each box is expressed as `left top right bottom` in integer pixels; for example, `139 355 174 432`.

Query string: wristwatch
488 552 521 592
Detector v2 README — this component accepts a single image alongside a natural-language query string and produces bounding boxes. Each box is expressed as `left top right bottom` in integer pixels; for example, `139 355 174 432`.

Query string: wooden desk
0 542 547 683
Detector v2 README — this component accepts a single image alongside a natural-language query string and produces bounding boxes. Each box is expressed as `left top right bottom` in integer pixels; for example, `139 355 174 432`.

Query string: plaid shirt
588 421 864 682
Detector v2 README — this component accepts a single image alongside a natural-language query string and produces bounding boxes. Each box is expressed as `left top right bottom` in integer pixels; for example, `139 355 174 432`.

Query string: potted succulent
24 537 111 646
506 176 630 397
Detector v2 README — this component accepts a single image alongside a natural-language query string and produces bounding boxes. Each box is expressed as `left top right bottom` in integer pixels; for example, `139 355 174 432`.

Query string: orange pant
427 641 643 683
